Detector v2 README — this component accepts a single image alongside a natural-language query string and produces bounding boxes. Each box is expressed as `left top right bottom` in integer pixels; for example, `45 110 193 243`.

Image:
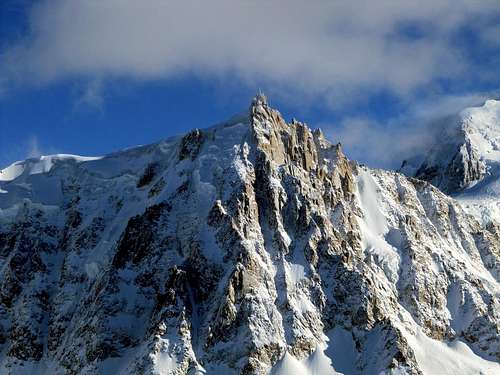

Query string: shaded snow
325 327 359 375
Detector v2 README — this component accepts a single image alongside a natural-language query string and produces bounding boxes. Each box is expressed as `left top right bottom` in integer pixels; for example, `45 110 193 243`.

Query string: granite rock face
0 95 498 374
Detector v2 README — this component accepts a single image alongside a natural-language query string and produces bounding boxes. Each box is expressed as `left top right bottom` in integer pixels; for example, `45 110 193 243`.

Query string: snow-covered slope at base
410 328 499 375
268 317 500 375
0 96 498 374
270 349 340 375
397 310 500 375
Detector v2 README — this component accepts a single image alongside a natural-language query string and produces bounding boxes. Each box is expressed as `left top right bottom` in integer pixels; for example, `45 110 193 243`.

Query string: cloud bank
1 0 499 104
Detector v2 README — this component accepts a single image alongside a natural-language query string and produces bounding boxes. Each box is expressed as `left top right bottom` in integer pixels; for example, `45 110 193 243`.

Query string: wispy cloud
74 78 104 111
26 135 42 158
326 117 431 169
1 0 499 108
326 92 496 168
0 135 59 168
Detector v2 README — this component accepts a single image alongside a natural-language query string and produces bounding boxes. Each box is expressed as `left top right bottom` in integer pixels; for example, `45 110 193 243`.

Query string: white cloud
1 0 499 105
326 92 496 168
409 93 490 120
326 117 431 169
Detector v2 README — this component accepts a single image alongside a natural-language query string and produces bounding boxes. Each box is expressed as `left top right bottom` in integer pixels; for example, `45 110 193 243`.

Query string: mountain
0 95 498 374
401 99 500 225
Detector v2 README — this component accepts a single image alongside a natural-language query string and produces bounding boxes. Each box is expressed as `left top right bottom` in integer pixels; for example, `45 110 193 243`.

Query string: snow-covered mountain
401 99 500 225
0 96 498 374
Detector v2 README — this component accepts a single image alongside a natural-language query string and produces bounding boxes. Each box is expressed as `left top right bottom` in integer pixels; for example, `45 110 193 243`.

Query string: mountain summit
0 97 498 374
402 99 500 225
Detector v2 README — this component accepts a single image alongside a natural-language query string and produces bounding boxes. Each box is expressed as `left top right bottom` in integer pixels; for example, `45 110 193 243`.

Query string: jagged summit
0 97 498 374
251 92 268 108
0 95 329 185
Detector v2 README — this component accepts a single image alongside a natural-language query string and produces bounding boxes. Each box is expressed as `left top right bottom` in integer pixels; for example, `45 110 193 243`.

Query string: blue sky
1 0 500 169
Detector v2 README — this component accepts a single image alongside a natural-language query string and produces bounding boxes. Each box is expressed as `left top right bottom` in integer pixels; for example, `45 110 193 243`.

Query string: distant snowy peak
0 154 101 182
461 99 500 162
403 99 500 194
400 99 500 225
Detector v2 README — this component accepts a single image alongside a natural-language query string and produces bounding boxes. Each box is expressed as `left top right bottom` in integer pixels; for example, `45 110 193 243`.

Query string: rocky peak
248 93 346 175
0 96 498 374
250 92 268 109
